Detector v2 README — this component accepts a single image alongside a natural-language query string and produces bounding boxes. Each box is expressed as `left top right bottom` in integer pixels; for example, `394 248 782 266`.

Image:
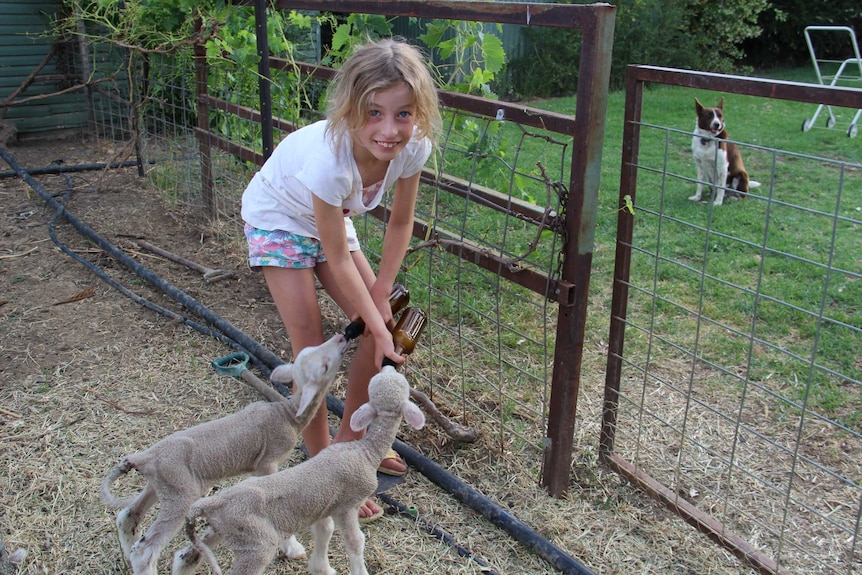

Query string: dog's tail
749 180 762 189
100 457 138 508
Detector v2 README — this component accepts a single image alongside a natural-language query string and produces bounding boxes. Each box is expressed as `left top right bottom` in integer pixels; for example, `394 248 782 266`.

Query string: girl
241 38 441 522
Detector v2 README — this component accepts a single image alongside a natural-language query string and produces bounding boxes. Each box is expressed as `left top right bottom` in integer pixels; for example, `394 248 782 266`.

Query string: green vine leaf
481 33 505 74
620 194 635 214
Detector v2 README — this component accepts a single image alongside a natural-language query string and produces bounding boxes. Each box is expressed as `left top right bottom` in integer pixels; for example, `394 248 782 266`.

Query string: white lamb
173 364 425 575
100 334 350 575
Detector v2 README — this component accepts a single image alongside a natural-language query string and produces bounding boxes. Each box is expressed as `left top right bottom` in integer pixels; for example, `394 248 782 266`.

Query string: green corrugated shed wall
0 0 89 136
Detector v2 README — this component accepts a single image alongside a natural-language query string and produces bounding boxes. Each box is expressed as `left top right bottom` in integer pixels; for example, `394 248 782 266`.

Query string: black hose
390 437 594 575
0 145 596 575
376 492 500 574
0 159 146 179
46 172 250 362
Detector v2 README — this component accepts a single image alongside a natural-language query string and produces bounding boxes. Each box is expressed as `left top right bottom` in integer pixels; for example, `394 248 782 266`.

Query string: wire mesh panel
606 66 862 575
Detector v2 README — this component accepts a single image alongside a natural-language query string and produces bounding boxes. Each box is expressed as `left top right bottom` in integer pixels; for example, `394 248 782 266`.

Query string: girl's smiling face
352 82 416 164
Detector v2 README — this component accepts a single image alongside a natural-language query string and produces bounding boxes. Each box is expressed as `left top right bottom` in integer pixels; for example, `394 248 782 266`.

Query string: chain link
551 179 569 302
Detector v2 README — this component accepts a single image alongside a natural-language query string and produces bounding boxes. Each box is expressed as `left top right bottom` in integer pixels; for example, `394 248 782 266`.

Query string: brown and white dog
690 97 759 206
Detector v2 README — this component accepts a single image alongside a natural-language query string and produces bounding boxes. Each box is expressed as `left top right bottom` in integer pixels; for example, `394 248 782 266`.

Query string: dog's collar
699 131 721 145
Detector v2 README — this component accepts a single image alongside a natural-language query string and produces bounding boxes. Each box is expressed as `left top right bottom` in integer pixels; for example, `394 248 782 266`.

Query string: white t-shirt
241 119 432 248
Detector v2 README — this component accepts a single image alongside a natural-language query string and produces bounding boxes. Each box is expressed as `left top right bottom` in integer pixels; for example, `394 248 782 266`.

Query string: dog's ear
695 98 704 113
717 97 725 110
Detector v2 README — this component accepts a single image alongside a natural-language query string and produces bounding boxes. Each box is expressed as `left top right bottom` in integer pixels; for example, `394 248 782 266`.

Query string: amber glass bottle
383 306 427 367
343 283 410 340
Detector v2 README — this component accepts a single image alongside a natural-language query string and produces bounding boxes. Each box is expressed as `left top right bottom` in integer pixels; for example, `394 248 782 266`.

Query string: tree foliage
508 0 776 97
418 20 506 97
55 0 507 153
742 0 862 68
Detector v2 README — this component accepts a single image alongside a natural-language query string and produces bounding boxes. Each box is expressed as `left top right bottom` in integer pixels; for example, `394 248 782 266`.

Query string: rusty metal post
194 20 215 219
600 66 644 459
542 5 616 497
254 0 274 159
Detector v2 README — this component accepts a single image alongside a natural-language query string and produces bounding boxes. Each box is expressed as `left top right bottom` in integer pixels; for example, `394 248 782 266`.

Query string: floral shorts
244 224 327 270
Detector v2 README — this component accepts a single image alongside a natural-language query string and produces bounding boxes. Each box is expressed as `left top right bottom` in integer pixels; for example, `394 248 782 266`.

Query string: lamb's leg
225 535 278 575
252 463 307 560
332 512 368 575
307 516 336 575
129 493 194 575
338 513 368 575
116 483 158 560
279 535 306 560
172 544 200 575
172 526 224 575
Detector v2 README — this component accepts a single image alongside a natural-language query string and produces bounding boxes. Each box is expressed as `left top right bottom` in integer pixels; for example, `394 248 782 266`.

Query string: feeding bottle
343 283 410 340
383 306 427 367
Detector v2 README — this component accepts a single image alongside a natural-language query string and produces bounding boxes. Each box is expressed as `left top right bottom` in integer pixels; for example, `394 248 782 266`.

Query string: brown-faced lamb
173 364 425 575
100 334 350 575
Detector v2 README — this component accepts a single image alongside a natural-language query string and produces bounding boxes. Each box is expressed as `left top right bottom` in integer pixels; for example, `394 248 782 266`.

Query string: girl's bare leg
262 266 330 457
314 253 380 442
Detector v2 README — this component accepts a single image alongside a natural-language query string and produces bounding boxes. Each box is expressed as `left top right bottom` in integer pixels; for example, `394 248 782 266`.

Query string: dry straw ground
1 138 751 574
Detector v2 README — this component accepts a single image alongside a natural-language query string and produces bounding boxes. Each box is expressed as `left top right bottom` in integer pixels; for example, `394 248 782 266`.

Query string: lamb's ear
270 363 295 385
350 403 376 432
402 400 425 430
9 548 26 565
295 385 315 417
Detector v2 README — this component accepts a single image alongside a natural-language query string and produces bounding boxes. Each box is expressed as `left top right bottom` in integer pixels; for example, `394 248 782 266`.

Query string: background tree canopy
506 0 862 98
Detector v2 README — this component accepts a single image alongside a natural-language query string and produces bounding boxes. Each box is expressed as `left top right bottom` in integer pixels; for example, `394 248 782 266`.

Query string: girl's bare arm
374 171 420 301
313 194 397 366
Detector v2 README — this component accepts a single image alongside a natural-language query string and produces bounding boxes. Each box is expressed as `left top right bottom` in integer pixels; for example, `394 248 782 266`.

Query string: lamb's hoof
172 545 200 575
308 561 337 575
687 194 702 202
279 535 307 560
116 508 139 559
6 549 25 573
129 545 158 575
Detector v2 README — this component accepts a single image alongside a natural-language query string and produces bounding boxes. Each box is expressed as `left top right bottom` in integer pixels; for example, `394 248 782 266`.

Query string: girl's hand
370 282 396 330
372 326 404 368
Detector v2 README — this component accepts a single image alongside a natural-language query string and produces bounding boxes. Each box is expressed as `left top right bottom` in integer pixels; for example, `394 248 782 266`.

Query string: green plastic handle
211 352 250 377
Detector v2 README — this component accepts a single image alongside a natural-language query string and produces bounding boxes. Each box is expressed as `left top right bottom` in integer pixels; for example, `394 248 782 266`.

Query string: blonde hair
326 38 441 152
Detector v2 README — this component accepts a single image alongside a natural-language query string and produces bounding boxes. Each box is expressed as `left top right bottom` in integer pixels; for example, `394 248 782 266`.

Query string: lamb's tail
100 458 137 509
182 508 222 575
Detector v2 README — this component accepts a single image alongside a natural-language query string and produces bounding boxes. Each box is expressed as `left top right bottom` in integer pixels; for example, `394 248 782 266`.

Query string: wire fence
605 66 862 575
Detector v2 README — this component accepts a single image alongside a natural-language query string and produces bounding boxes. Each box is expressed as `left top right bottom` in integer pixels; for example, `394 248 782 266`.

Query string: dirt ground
0 137 752 574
